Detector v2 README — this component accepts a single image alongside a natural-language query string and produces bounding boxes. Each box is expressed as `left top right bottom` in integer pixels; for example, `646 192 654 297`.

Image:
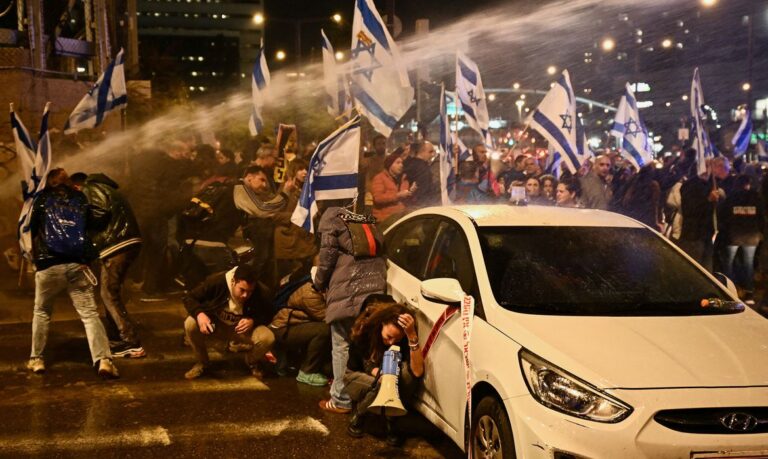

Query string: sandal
319 399 351 414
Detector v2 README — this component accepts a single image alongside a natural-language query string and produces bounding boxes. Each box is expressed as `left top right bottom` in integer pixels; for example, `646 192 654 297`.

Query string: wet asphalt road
0 284 463 459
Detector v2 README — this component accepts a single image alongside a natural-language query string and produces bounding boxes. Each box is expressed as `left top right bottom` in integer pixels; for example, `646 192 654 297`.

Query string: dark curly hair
351 296 415 365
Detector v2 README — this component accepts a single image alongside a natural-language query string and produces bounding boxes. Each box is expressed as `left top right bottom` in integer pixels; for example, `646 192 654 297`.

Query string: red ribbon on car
421 305 459 358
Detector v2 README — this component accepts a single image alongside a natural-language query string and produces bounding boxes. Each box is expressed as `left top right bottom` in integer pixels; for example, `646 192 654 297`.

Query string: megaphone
368 345 407 417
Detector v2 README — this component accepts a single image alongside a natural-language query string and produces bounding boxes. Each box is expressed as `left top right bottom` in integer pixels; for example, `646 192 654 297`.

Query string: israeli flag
455 134 471 162
456 52 492 146
350 0 413 137
249 40 271 136
528 70 582 174
439 84 456 206
64 49 127 134
322 29 350 119
291 115 361 233
544 148 563 179
691 68 716 176
732 110 752 157
14 103 52 258
611 83 654 169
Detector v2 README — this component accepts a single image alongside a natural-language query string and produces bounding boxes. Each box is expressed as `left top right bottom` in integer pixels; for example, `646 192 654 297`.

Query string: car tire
470 396 516 459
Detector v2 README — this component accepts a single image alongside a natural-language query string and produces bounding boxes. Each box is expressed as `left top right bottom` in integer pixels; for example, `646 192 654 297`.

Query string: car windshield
478 226 737 316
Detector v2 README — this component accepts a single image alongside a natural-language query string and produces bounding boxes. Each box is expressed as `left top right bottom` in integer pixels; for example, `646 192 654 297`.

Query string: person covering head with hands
345 297 424 447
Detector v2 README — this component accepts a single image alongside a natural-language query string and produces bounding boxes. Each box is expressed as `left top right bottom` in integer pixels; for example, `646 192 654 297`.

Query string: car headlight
519 349 632 423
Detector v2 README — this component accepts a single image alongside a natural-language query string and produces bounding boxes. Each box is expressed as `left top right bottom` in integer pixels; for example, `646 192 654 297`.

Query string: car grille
655 408 768 434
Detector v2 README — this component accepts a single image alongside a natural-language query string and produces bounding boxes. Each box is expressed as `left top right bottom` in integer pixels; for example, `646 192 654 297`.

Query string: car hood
492 309 768 389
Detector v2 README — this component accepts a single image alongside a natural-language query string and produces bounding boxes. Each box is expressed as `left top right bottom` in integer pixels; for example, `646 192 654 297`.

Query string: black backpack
180 180 235 238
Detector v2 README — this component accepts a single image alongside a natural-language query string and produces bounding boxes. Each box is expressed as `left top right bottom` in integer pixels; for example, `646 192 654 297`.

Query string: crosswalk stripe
0 426 171 454
0 416 328 454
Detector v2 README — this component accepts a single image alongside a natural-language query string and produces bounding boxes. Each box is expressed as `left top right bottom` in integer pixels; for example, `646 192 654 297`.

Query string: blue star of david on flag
351 39 381 83
624 118 641 138
560 113 573 133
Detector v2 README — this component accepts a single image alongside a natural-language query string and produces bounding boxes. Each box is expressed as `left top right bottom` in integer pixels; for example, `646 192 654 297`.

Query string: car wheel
471 396 516 459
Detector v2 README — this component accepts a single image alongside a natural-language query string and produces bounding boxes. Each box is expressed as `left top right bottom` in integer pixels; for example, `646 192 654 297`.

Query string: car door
416 219 480 432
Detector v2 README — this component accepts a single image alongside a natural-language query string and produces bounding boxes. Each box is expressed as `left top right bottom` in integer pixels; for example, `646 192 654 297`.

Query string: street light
701 0 717 6
488 93 496 102
516 100 525 121
261 14 344 67
742 82 752 92
512 82 520 89
601 37 615 52
276 50 286 61
661 38 673 49
335 51 344 61
547 65 557 75
682 94 689 101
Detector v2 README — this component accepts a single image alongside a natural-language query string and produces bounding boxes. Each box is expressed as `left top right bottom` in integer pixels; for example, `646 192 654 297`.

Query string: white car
383 205 768 459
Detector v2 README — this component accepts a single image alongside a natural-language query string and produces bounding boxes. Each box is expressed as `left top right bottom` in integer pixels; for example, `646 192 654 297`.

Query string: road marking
0 426 171 454
0 417 328 454
172 416 330 439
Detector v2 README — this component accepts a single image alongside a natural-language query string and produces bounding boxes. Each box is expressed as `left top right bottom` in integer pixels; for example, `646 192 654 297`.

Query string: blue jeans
31 263 112 364
329 318 354 409
722 245 757 291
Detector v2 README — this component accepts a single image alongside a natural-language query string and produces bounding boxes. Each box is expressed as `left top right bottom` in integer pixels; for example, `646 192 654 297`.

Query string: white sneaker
97 359 120 379
26 357 45 374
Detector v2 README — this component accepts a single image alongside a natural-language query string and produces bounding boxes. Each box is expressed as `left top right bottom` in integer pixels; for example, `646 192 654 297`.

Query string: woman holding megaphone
343 296 424 447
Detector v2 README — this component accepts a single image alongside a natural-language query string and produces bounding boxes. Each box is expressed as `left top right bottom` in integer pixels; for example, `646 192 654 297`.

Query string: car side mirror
421 278 464 304
713 272 739 298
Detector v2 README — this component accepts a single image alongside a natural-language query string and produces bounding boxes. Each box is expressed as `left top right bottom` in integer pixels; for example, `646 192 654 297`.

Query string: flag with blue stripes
732 110 752 157
691 68 716 176
455 52 492 147
350 0 413 137
611 83 654 169
14 102 52 258
249 41 271 136
439 84 456 205
291 115 361 233
544 146 563 179
64 49 127 134
528 70 583 174
322 29 351 119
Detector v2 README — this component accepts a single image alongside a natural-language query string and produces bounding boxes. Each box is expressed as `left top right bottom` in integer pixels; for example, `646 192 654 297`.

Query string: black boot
347 412 367 438
385 417 404 447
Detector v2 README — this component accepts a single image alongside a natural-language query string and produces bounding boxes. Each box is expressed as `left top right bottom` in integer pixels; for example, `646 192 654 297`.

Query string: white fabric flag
322 29 350 118
611 83 655 169
291 116 361 233
249 41 271 136
350 0 413 137
65 49 127 134
456 51 492 146
691 68 716 176
14 103 52 258
527 70 583 174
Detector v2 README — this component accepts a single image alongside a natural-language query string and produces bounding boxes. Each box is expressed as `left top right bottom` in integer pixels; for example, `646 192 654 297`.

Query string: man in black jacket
183 264 275 379
72 173 145 358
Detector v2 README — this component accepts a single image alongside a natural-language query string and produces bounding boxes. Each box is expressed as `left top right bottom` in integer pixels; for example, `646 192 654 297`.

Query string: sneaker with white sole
26 357 45 374
111 341 146 359
97 359 120 379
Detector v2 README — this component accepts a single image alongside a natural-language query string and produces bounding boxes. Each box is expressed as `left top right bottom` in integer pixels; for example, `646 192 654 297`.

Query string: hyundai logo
719 412 759 432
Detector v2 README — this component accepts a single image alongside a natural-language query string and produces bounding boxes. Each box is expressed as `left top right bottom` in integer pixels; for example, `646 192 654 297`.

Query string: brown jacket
270 282 326 329
274 185 317 260
371 170 410 222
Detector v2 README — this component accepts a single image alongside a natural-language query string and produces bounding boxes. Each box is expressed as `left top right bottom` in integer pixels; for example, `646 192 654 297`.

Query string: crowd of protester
22 129 768 447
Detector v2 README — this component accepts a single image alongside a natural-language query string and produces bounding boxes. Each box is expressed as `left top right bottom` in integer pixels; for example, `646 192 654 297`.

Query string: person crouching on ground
345 296 423 447
183 264 275 379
